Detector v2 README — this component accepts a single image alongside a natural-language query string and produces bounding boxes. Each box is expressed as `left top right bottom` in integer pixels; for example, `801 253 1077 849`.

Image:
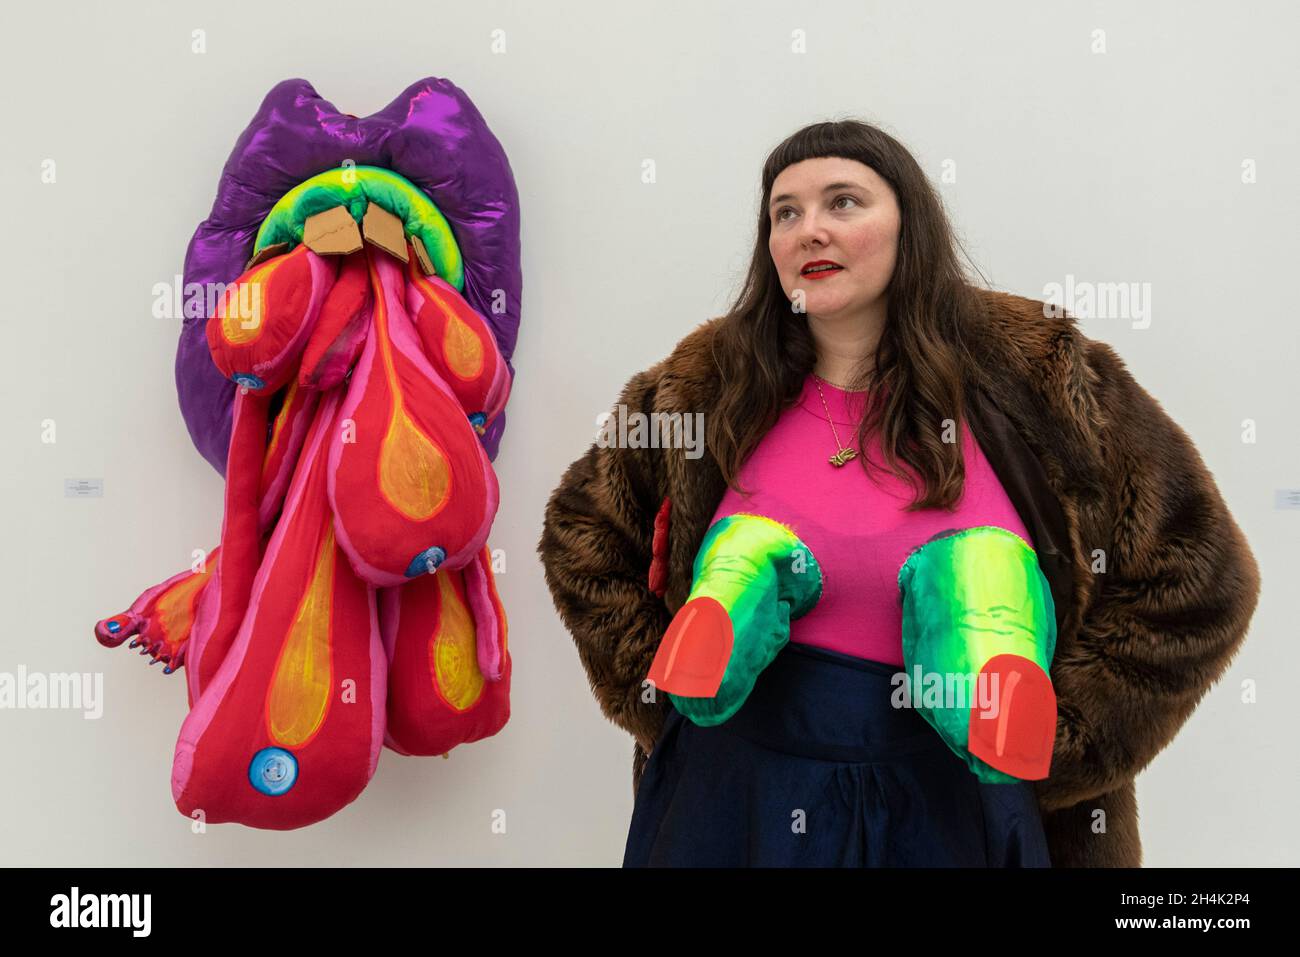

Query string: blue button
406 545 446 577
249 747 298 796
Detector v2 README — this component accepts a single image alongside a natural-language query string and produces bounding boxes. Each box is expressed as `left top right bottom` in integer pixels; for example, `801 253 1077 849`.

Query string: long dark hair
709 119 988 510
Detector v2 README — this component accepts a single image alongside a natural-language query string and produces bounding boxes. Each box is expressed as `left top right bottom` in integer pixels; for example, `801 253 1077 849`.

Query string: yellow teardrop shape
267 523 335 747
155 566 211 639
432 572 484 711
219 261 274 345
443 312 484 379
379 404 450 520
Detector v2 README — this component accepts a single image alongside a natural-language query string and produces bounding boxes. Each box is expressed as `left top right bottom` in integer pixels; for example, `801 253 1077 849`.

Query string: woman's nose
797 214 829 246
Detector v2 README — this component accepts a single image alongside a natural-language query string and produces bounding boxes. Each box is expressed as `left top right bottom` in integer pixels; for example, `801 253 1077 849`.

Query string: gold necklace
813 374 858 467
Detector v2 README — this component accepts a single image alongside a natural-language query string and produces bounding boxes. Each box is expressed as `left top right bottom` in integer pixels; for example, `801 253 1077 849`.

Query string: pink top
710 373 1035 666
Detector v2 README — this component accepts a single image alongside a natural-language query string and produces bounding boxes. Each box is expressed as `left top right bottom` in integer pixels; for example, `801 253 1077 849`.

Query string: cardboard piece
303 206 363 256
410 234 436 276
245 241 289 271
362 203 409 263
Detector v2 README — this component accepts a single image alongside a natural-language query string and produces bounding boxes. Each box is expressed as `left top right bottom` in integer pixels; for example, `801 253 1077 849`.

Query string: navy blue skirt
624 641 1052 867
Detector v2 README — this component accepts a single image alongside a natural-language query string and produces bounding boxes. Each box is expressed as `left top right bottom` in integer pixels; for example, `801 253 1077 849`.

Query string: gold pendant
829 447 857 467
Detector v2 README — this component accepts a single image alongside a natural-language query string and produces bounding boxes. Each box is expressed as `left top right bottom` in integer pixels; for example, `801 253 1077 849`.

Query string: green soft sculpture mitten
897 525 1058 782
646 513 823 726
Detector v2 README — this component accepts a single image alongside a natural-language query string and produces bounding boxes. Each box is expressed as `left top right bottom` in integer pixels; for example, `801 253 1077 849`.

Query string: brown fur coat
537 288 1261 867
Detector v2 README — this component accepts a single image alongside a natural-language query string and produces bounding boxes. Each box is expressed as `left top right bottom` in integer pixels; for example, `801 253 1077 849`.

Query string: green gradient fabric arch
254 166 464 290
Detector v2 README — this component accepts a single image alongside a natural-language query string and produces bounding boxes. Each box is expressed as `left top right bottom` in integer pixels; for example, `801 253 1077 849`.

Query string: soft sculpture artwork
647 515 1057 783
92 78 519 829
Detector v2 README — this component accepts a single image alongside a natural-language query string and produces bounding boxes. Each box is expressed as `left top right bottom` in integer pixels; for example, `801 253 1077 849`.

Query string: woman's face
767 157 900 323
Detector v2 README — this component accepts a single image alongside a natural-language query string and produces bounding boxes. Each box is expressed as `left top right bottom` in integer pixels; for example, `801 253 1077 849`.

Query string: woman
538 120 1261 867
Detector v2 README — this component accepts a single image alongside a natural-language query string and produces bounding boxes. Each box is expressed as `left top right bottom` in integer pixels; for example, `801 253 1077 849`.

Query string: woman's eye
775 196 857 222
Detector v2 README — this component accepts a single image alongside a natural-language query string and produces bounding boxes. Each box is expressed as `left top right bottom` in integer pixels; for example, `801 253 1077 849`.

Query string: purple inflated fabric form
176 77 521 476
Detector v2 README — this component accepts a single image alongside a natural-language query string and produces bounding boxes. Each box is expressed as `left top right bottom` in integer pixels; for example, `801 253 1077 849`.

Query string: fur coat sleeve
536 368 673 768
1030 336 1262 814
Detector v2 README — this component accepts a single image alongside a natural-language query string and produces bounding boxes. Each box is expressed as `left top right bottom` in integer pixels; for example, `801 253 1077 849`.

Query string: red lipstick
800 259 843 280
